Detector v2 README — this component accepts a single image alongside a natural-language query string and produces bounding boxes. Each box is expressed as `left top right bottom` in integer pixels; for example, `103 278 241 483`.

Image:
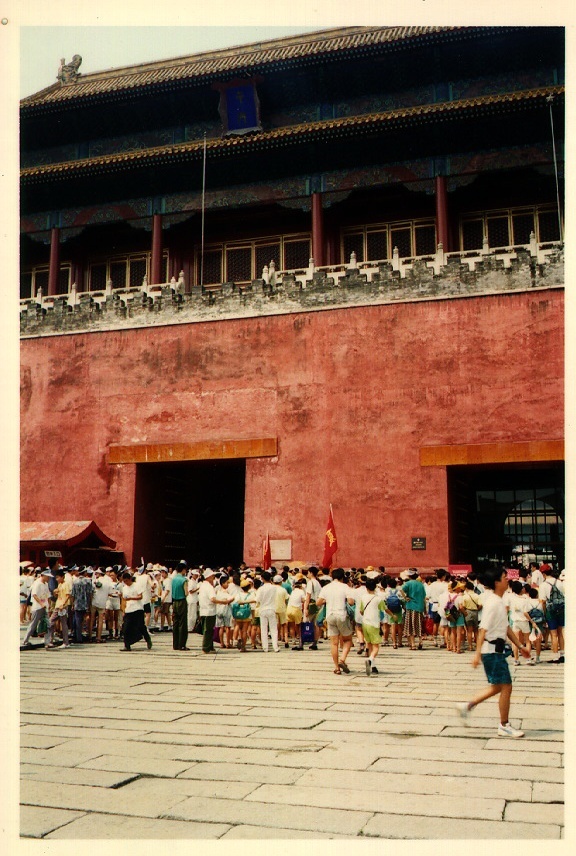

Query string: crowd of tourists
20 558 564 738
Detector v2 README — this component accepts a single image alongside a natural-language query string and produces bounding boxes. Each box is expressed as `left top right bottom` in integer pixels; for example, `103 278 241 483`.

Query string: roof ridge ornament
57 55 82 85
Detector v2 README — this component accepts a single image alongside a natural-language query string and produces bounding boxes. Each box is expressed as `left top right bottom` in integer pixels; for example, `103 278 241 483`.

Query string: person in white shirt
303 567 322 650
316 568 355 674
199 568 231 654
105 570 123 639
22 569 52 647
159 569 173 632
186 570 201 632
456 564 530 738
425 569 449 647
353 577 369 656
255 571 280 653
89 568 112 643
287 580 306 649
538 568 565 663
120 571 152 652
20 568 34 624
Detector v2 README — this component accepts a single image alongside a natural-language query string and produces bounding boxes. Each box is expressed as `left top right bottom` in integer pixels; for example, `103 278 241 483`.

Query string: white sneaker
526 658 536 665
498 722 524 738
455 702 471 725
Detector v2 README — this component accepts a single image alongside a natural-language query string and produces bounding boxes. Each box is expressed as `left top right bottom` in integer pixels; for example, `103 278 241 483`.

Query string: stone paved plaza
20 631 564 840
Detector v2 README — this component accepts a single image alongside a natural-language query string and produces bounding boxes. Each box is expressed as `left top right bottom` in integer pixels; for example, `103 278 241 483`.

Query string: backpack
386 592 403 614
231 601 252 620
547 580 565 622
445 595 461 623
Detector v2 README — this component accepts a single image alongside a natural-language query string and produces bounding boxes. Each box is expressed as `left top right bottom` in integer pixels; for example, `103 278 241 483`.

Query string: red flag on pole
262 532 272 570
322 505 338 568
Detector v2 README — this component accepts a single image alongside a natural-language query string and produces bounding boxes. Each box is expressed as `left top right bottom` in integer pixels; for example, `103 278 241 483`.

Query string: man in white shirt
316 568 355 674
426 569 449 647
120 571 152 652
22 569 52 647
303 567 321 650
456 564 530 737
199 568 231 654
255 571 280 653
159 569 173 632
187 569 201 632
89 568 112 643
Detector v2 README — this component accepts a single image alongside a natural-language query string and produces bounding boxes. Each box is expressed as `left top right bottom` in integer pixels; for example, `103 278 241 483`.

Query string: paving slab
219 825 350 839
20 805 87 838
167 795 373 835
21 779 191 818
362 813 561 839
20 763 138 788
44 813 231 838
177 761 308 785
532 781 564 803
294 767 533 801
370 757 564 783
78 754 193 777
245 783 505 821
504 802 564 825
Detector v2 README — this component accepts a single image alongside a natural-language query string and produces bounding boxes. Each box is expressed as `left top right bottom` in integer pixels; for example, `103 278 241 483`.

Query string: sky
19 26 324 98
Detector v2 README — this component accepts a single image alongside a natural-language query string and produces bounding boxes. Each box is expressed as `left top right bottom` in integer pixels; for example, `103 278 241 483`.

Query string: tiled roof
21 86 563 181
20 521 116 547
21 26 461 108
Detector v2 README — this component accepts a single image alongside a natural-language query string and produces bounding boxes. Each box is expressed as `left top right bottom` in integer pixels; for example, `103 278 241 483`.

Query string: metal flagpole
546 94 563 243
200 134 207 287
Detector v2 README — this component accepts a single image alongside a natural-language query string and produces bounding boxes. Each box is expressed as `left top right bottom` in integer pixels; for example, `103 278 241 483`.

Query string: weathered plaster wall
20 288 564 567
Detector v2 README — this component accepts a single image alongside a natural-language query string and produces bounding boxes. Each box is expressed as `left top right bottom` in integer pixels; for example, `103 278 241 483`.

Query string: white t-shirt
199 580 217 616
255 582 277 614
287 588 305 609
479 590 509 653
320 580 352 619
360 592 386 628
426 579 448 609
538 578 565 605
306 577 321 602
509 592 530 625
91 575 112 609
161 577 172 604
30 579 49 612
187 577 201 603
122 582 144 613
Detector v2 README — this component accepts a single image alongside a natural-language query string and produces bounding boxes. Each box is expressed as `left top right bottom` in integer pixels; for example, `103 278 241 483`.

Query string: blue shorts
546 610 564 630
481 652 512 685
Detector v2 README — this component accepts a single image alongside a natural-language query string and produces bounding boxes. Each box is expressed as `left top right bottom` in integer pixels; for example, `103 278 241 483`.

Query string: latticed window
35 270 49 295
414 224 436 256
90 263 107 291
462 219 484 250
226 246 252 283
109 261 127 289
390 226 412 259
255 243 281 278
129 257 147 288
343 233 364 263
511 212 535 245
201 249 223 285
538 209 561 242
487 216 510 248
20 271 33 299
57 267 70 295
284 238 310 269
366 229 388 261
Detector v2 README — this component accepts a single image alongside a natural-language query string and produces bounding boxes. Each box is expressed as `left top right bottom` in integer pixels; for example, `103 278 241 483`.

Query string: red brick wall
20 289 564 567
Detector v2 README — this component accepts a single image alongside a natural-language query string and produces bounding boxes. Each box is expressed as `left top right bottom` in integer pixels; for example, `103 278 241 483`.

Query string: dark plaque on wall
411 537 427 551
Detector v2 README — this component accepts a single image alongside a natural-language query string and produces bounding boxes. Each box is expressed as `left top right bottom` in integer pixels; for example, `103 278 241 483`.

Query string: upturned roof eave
20 85 564 184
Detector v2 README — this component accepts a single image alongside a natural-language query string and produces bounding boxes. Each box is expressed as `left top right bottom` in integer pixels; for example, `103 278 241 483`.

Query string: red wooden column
47 227 61 296
150 213 163 284
311 192 325 267
435 175 450 252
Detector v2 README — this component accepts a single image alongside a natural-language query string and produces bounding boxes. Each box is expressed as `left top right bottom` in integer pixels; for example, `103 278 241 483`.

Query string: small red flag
262 532 272 570
322 505 338 568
